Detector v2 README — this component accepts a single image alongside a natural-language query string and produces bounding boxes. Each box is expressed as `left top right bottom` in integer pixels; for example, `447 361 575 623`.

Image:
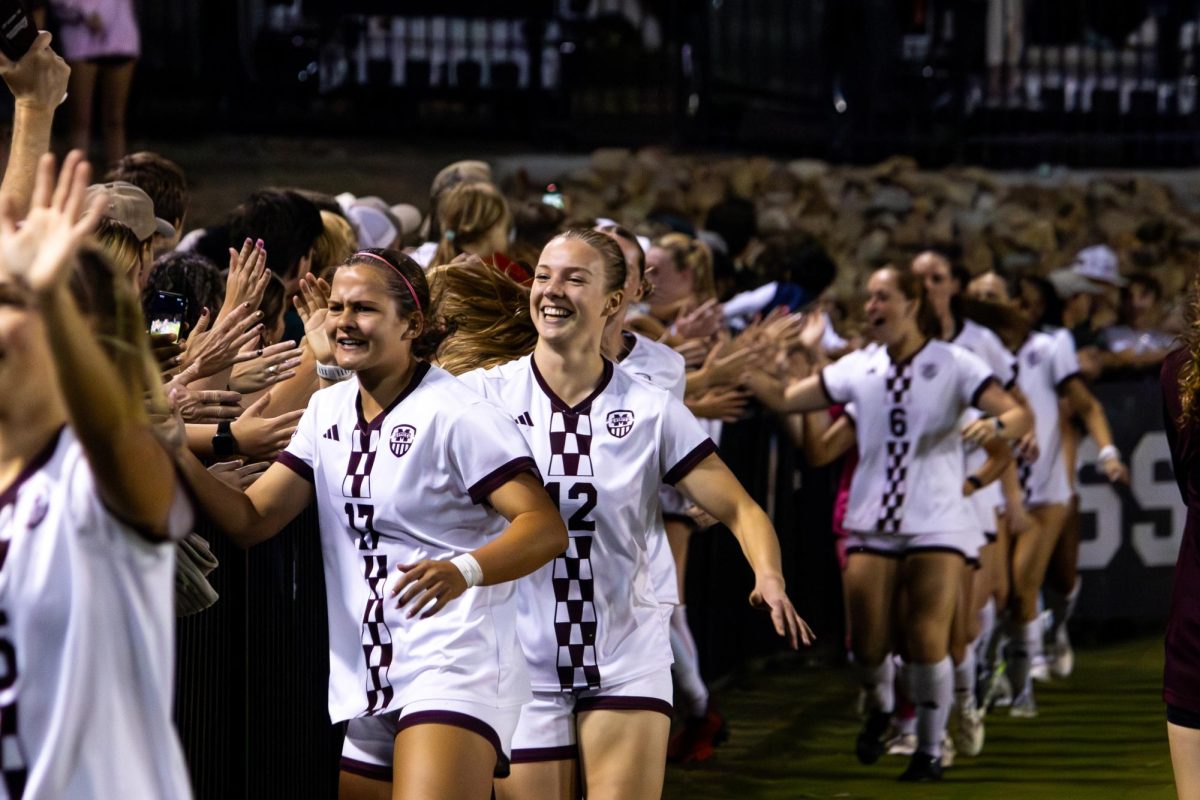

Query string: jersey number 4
544 481 597 532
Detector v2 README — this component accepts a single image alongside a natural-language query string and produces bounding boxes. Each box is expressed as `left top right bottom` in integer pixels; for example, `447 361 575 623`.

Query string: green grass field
664 637 1173 800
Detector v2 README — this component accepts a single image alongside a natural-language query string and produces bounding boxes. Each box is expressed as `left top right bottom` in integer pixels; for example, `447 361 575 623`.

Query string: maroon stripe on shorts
509 745 579 763
395 710 502 761
574 695 673 717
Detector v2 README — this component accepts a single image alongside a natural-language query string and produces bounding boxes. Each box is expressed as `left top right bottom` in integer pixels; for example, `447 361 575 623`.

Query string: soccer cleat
855 709 893 765
1010 689 1038 718
941 734 957 768
667 706 728 764
885 731 917 757
951 698 986 757
898 752 944 782
1050 626 1075 678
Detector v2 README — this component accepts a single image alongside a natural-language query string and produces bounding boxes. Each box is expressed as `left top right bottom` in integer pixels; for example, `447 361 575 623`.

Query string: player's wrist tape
316 363 353 382
450 553 484 588
1098 444 1121 463
966 475 984 490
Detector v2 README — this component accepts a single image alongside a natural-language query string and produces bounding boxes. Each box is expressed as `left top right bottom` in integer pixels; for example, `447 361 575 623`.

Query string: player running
178 248 567 800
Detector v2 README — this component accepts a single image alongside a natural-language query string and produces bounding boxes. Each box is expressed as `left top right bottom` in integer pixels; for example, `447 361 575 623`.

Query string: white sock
1006 618 1043 697
975 598 996 667
669 605 709 718
1045 577 1081 640
985 608 1009 672
911 658 953 759
954 647 977 708
853 658 895 715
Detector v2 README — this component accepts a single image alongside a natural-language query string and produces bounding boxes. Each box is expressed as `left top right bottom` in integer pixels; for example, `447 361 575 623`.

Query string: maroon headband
352 251 422 313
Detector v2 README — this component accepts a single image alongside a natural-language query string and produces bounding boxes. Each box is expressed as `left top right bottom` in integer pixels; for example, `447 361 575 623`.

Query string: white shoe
951 698 986 757
1030 653 1051 684
984 669 1013 710
885 731 917 757
1010 689 1038 719
1050 627 1074 678
940 733 957 768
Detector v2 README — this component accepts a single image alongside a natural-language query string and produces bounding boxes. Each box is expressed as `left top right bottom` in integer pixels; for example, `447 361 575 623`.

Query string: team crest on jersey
920 363 939 380
388 425 417 457
26 492 48 529
1027 349 1042 367
606 409 635 438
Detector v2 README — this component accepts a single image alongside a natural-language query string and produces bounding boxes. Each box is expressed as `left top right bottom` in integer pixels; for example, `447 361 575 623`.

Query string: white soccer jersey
279 363 539 724
618 330 688 607
0 428 193 800
620 331 686 402
1015 329 1081 506
821 340 995 536
459 355 716 692
953 319 1019 532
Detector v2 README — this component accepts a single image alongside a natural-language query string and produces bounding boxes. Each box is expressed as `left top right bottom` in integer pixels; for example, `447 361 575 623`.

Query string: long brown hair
429 228 626 374
428 260 536 375
879 263 941 340
1178 270 1200 424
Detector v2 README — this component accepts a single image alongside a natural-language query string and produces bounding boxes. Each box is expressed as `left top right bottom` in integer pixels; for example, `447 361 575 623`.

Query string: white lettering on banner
1076 438 1122 570
1076 431 1187 570
1131 432 1184 568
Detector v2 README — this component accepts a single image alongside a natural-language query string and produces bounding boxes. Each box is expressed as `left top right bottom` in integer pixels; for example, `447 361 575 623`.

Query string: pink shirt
51 0 139 61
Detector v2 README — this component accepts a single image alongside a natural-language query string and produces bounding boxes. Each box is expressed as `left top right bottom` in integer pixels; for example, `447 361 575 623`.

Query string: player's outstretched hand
391 560 468 619
1100 455 1130 485
229 392 303 460
293 272 334 365
749 574 814 650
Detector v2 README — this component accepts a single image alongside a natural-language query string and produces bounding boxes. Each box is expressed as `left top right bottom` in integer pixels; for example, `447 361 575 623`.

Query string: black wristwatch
212 420 238 458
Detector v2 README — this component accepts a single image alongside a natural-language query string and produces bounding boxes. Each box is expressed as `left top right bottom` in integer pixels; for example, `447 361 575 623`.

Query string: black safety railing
131 1 1200 166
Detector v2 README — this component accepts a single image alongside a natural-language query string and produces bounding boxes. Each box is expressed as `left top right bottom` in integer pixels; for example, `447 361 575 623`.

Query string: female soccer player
0 151 193 797
750 264 1031 781
455 229 812 800
912 250 1022 753
965 270 1127 717
178 248 568 800
596 223 726 761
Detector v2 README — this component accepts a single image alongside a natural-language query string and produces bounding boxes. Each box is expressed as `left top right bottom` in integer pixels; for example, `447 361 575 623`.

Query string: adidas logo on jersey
323 425 340 441
514 412 534 427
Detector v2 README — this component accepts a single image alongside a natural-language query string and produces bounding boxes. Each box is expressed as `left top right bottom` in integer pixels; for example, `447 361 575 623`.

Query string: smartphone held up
0 0 36 62
148 291 187 340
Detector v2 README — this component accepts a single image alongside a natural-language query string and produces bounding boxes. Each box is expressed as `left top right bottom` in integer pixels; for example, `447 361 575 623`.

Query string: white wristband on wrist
316 363 353 382
1098 445 1121 463
450 553 484 588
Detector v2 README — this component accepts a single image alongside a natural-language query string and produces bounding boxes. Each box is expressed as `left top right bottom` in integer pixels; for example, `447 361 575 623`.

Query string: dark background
109 0 1200 167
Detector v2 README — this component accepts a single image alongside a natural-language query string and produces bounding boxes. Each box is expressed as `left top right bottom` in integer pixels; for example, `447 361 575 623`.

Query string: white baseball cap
1071 244 1127 287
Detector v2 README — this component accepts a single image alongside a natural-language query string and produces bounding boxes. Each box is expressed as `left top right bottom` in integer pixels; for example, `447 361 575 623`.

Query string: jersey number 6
889 408 908 438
